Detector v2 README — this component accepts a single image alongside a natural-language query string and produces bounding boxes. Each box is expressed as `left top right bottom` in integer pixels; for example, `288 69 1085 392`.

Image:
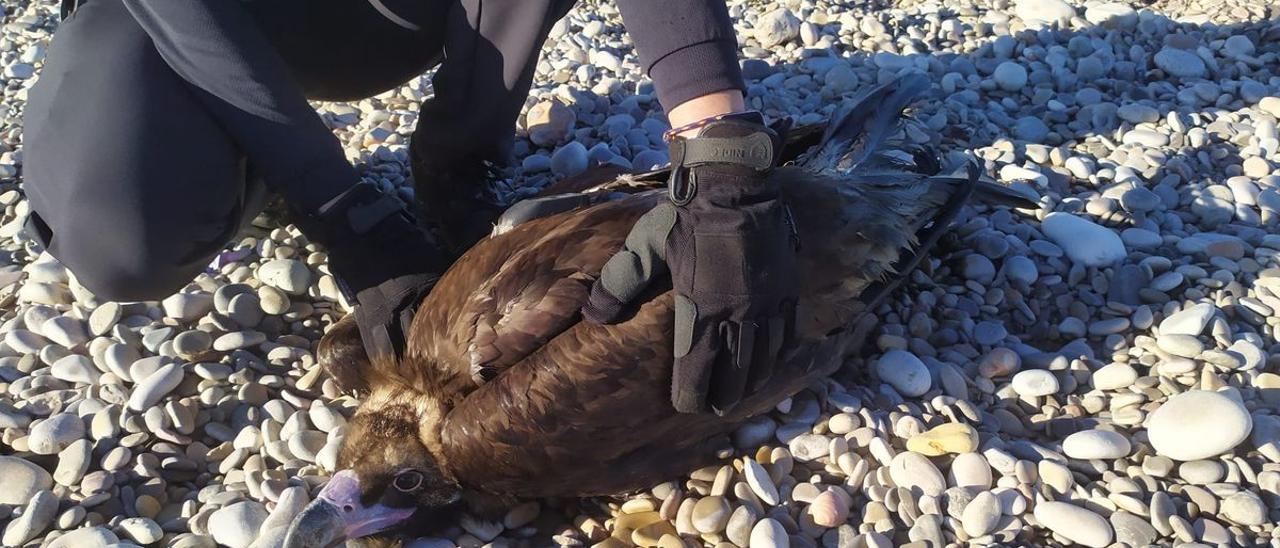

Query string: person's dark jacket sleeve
121 0 354 211
613 0 746 109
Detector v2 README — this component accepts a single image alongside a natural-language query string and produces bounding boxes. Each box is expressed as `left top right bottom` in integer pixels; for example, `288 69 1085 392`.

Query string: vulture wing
433 75 989 497
324 75 1031 500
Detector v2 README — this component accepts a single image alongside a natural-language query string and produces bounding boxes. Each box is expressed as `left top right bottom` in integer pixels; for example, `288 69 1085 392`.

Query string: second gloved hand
300 183 449 362
582 114 799 415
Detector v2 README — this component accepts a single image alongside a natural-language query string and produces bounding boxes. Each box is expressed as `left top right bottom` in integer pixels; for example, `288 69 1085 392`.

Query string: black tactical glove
298 183 448 362
582 113 799 415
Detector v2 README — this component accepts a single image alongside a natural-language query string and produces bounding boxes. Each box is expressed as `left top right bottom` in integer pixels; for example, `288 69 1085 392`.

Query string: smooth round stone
28 413 85 455
725 505 758 546
173 330 213 357
257 286 291 315
789 434 829 461
1092 363 1137 390
889 452 945 497
993 61 1027 91
749 518 788 548
215 283 255 313
1116 104 1160 125
1037 460 1073 495
1015 0 1075 24
46 526 119 548
42 316 90 348
102 446 132 471
0 406 30 430
691 496 731 533
0 456 53 505
1033 502 1113 547
2 490 58 546
1010 369 1059 397
1122 129 1169 147
1062 429 1132 459
18 283 71 305
743 458 779 505
978 348 1020 378
1177 460 1223 484
906 423 978 456
1158 303 1214 336
135 496 162 520
102 343 140 382
1148 391 1252 460
51 354 100 385
1004 255 1039 285
961 491 1001 537
308 405 346 433
214 331 268 351
130 355 170 382
142 326 176 353
209 501 269 548
162 292 215 322
6 329 50 354
53 438 92 486
1084 2 1137 27
1154 47 1207 78
127 363 185 411
1221 492 1267 526
118 517 164 544
875 349 931 397
550 141 589 177
807 489 849 527
23 305 61 334
227 293 264 327
1013 116 1050 141
194 363 234 381
257 259 312 295
1155 334 1203 358
56 507 86 529
1110 511 1158 547
1041 212 1126 267
827 413 859 435
1121 188 1162 213
959 254 996 283
288 431 327 463
948 453 992 489
972 321 1007 346
1120 228 1162 249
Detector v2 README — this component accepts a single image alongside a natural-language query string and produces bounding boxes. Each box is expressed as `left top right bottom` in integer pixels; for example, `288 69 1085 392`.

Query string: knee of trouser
29 213 204 302
70 257 195 303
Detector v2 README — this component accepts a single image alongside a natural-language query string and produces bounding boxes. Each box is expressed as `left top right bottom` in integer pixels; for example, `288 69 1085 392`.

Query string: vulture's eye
393 470 424 492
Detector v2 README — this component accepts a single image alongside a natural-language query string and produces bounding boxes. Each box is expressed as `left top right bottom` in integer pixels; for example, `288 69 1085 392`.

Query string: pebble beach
2 0 1280 546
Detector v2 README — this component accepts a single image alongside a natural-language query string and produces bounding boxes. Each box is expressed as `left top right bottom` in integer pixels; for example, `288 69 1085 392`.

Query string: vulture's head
284 392 461 547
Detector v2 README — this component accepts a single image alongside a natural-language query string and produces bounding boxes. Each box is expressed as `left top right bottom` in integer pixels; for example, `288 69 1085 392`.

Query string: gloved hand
298 183 448 362
582 114 799 415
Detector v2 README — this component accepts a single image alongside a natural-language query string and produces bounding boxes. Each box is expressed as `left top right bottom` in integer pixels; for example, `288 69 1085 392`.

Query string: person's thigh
24 0 252 301
242 0 451 101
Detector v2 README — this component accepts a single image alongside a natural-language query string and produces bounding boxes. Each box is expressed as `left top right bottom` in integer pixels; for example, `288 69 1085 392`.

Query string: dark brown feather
316 84 999 502
317 314 372 396
408 167 968 498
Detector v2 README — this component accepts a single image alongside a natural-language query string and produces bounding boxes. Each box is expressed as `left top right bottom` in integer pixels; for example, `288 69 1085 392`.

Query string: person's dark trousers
22 0 575 302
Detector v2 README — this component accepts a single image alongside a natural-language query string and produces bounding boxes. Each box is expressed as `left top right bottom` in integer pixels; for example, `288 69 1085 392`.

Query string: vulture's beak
283 470 416 548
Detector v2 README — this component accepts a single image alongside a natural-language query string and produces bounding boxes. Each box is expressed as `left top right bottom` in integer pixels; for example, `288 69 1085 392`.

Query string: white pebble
1062 429 1132 460
1148 390 1252 461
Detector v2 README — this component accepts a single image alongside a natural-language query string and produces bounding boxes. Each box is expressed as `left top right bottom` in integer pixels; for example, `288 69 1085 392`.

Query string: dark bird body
285 75 1036 546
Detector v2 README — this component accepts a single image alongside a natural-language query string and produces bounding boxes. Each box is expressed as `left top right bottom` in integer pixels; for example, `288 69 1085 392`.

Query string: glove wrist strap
294 183 412 246
668 115 780 205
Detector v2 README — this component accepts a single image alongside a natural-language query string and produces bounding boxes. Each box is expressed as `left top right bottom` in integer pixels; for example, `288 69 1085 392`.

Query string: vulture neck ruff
355 385 454 481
